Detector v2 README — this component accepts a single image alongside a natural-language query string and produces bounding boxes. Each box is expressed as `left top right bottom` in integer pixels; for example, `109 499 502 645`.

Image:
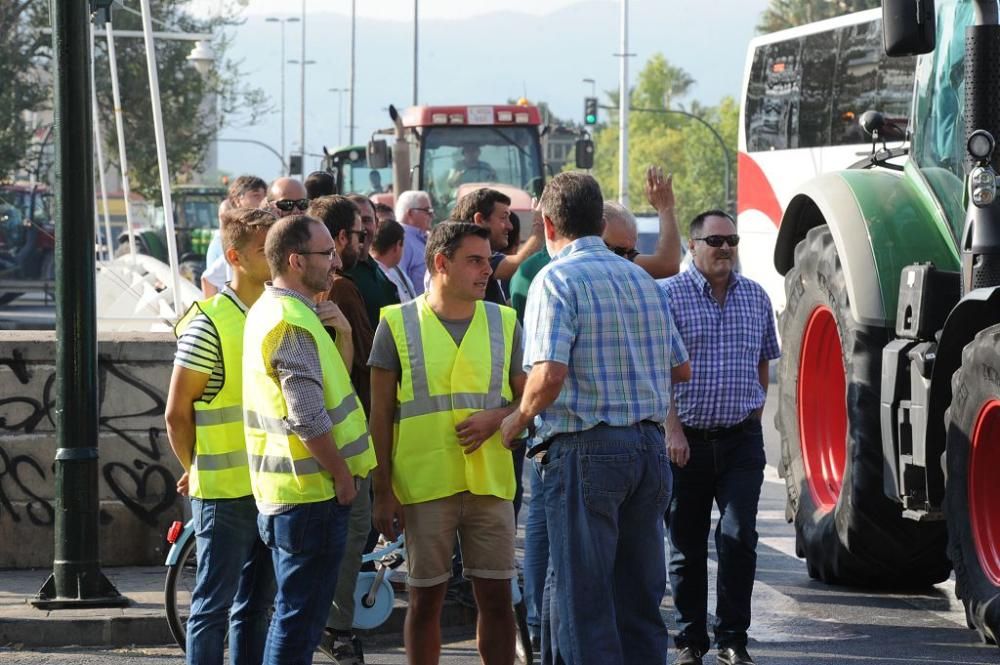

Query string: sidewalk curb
0 599 476 648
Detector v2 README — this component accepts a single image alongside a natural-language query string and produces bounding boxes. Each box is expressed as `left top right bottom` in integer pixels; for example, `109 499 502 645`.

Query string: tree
588 53 737 236
0 2 49 180
88 1 268 199
757 0 880 33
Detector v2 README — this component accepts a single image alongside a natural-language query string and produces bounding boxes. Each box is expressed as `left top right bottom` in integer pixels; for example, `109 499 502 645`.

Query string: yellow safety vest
174 294 252 500
243 290 377 505
383 295 517 505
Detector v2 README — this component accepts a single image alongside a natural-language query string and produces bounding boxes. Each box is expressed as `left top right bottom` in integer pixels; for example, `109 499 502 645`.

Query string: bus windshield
420 125 544 215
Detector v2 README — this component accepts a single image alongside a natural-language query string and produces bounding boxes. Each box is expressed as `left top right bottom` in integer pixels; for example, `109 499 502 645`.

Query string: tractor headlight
970 166 998 207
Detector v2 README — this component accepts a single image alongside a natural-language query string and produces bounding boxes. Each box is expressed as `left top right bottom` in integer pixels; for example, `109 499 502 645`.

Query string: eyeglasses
606 243 639 260
295 247 336 260
350 230 368 242
270 198 309 212
692 234 740 248
412 207 434 215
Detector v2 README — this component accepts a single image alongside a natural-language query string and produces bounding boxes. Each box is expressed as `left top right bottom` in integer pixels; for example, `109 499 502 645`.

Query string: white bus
736 9 917 313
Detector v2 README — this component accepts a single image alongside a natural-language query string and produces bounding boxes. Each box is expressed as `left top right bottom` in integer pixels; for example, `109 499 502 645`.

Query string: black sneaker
317 629 365 665
674 646 704 665
717 645 755 665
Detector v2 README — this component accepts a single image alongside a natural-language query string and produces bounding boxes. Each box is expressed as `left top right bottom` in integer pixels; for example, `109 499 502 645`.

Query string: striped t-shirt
173 287 249 401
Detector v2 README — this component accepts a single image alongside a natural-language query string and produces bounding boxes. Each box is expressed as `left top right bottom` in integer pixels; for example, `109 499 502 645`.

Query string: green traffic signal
584 97 598 126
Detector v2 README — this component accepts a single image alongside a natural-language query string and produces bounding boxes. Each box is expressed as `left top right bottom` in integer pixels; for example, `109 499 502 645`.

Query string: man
373 202 395 223
370 218 417 303
603 166 682 278
395 190 434 296
500 172 690 665
447 144 497 188
203 177 307 296
243 214 377 664
344 194 399 329
165 207 277 665
371 223 526 665
305 171 336 199
202 175 268 296
447 188 543 305
660 210 780 665
308 195 377 665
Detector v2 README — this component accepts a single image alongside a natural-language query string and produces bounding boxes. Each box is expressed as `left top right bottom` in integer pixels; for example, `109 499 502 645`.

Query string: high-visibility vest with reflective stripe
383 296 516 505
174 294 252 499
243 291 377 504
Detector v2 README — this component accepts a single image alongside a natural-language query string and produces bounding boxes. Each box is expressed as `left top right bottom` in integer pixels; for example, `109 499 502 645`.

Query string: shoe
674 646 704 665
317 629 365 664
717 645 755 665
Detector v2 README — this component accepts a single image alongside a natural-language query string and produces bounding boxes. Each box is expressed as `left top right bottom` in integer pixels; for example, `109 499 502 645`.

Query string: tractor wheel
944 323 1000 645
776 225 950 587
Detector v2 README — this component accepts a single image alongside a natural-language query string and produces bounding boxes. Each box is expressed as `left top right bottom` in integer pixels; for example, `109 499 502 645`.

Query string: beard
340 245 359 271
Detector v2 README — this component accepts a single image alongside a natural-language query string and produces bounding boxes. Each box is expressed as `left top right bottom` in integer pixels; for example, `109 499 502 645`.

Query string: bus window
746 39 802 151
831 21 881 146
798 30 838 148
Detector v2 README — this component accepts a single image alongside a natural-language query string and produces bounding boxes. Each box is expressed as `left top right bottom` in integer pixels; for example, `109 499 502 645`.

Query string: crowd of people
164 166 778 665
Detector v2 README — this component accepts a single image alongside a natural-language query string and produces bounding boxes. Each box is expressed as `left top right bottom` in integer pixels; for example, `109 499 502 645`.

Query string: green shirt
509 250 551 323
345 257 400 329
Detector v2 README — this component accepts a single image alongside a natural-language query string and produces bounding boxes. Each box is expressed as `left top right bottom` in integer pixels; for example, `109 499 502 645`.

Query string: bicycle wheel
164 535 198 650
514 598 534 665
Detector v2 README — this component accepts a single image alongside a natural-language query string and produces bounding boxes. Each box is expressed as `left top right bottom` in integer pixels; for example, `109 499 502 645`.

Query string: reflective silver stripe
327 393 356 426
250 454 323 475
193 449 248 472
245 410 290 435
338 431 371 459
398 392 511 420
483 303 506 406
194 404 244 427
399 301 429 399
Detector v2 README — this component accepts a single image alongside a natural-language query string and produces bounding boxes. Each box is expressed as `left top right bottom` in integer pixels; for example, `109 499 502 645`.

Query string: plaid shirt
659 265 780 429
524 236 687 442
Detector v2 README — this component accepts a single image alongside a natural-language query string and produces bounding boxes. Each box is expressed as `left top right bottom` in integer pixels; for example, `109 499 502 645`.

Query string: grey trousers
326 474 373 632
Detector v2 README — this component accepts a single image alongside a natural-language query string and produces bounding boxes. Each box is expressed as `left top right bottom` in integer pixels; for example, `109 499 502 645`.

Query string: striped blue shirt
524 235 687 442
659 265 780 429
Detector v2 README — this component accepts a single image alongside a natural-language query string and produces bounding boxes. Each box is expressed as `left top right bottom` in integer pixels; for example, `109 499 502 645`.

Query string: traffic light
584 97 598 125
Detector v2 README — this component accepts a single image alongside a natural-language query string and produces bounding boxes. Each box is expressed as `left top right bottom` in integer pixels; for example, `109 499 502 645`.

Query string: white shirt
202 253 232 290
375 258 417 303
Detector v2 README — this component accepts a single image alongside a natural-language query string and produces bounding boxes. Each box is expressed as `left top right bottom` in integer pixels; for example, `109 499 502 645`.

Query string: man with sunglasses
658 210 780 665
265 177 310 218
344 195 400 330
603 166 683 278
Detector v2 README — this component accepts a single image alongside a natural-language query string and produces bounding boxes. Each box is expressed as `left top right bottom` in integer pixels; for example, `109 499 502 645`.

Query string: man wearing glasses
395 191 435 296
602 166 683 278
345 195 400 330
658 210 780 665
243 214 375 663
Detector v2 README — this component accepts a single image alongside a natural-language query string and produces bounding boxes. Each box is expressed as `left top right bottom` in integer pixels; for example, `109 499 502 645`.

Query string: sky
182 0 770 182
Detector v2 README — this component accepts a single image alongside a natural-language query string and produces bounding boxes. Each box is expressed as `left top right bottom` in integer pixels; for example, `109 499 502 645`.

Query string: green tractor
774 0 1000 644
115 184 225 282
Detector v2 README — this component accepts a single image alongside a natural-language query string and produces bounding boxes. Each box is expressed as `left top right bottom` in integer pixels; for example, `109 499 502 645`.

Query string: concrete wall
0 331 185 568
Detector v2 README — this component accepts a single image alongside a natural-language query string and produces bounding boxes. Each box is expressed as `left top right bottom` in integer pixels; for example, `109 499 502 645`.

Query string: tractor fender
773 169 959 328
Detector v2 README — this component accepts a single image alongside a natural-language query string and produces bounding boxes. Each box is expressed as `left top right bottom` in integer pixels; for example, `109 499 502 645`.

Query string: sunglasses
271 198 309 212
692 234 740 248
606 243 639 260
350 229 368 242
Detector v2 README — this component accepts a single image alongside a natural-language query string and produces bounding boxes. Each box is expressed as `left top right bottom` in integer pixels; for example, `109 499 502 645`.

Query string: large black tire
776 225 950 587
944 323 1000 645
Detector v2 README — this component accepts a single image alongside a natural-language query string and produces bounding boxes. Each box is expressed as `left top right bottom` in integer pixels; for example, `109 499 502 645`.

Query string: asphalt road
2 388 996 664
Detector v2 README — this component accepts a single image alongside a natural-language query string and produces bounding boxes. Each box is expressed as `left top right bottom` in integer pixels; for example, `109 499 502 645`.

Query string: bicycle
164 519 534 664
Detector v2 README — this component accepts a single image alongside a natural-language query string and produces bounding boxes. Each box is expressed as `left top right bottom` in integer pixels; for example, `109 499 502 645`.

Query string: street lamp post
582 77 596 98
265 17 299 175
288 58 316 173
329 88 348 146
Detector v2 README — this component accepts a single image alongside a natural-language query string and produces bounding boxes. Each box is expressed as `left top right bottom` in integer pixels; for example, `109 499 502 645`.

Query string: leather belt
682 417 757 442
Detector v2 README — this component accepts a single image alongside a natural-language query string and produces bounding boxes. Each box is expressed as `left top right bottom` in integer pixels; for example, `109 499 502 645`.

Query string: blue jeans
258 499 351 665
541 422 672 665
667 420 765 653
523 456 548 640
187 496 275 665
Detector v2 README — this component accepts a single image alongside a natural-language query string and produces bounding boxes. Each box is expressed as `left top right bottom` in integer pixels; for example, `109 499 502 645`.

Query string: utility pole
300 0 307 171
349 0 356 145
413 0 419 106
617 0 631 207
33 0 127 610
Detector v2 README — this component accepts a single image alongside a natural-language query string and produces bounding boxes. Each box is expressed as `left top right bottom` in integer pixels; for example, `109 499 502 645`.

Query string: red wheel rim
969 399 1000 586
798 305 847 511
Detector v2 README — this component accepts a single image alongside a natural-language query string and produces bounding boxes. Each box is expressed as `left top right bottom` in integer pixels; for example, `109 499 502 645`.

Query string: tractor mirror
883 0 936 57
367 139 389 169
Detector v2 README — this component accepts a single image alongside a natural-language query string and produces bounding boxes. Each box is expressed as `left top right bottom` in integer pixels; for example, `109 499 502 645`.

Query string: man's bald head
267 177 309 218
602 201 638 250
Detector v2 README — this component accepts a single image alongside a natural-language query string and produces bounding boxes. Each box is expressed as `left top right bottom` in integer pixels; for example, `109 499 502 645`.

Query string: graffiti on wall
0 347 178 529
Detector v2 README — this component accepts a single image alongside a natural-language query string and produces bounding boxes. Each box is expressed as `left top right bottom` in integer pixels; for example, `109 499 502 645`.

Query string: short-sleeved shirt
659 264 781 429
400 224 428 296
344 256 400 330
201 252 232 291
509 250 551 323
173 286 248 401
523 236 685 442
369 310 525 383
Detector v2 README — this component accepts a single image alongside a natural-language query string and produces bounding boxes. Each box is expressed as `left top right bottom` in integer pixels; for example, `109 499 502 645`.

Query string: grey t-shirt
369 311 525 381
